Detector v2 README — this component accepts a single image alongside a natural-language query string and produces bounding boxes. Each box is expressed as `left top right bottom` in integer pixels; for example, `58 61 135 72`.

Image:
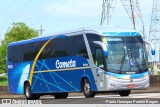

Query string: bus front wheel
83 79 95 98
24 83 40 100
118 90 130 97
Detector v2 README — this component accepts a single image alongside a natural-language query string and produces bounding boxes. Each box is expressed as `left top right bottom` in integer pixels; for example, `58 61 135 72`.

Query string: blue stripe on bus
102 32 141 36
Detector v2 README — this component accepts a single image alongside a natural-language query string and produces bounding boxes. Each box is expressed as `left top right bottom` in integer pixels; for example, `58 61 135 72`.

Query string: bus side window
95 48 104 69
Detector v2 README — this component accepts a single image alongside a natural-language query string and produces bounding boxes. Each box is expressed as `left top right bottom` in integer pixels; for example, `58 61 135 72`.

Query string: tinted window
7 35 88 62
86 34 101 61
8 46 14 62
8 45 23 62
23 43 35 61
96 48 104 67
40 35 88 59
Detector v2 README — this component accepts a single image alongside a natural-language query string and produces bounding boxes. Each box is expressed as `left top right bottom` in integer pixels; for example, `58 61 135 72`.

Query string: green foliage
148 64 154 75
0 75 8 86
0 46 6 74
4 22 38 44
157 65 160 69
0 22 38 73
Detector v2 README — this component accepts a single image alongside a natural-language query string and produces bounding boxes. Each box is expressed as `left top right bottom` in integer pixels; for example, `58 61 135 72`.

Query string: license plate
128 84 135 88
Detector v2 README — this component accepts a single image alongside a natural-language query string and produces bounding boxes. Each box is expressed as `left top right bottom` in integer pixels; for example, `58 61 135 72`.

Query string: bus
7 26 155 100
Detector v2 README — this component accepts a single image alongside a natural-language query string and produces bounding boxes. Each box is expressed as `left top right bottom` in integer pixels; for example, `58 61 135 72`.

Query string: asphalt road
0 93 160 104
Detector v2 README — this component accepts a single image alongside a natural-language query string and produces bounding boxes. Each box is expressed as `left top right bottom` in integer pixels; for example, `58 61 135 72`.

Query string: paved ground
0 93 160 104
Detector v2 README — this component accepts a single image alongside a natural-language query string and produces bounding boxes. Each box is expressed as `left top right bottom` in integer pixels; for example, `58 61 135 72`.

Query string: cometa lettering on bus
55 59 76 69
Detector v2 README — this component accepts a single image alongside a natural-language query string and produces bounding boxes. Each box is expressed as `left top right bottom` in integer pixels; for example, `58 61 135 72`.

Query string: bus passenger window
95 48 104 68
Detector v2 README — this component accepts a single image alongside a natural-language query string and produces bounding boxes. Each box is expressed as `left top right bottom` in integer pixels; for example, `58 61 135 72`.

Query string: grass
0 75 8 86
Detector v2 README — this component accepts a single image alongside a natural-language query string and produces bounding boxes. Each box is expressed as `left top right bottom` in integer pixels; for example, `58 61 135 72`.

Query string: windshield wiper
128 49 142 73
131 57 142 73
119 55 125 74
119 46 128 74
123 49 142 73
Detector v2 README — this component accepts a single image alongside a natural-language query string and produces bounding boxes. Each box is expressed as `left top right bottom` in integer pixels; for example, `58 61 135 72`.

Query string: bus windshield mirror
144 40 155 55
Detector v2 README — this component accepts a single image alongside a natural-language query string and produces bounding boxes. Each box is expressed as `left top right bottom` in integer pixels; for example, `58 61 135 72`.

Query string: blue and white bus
7 26 155 100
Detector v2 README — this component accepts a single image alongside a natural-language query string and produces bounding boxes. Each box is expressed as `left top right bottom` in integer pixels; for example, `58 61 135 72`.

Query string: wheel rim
26 86 30 98
84 82 90 94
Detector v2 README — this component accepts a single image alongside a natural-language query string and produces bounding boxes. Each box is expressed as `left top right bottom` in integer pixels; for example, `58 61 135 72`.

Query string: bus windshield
104 36 148 74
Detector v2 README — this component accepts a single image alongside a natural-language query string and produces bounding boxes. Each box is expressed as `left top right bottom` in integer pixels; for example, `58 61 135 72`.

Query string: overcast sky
0 0 153 40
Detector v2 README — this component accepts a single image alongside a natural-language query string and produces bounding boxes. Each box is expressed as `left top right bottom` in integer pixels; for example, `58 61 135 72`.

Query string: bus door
95 48 105 89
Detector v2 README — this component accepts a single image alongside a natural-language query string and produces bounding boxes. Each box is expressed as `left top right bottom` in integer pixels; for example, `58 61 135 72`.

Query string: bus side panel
31 56 97 93
7 61 31 94
31 70 81 93
31 68 97 93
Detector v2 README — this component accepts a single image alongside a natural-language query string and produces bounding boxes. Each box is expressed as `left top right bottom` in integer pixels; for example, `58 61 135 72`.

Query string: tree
0 22 38 73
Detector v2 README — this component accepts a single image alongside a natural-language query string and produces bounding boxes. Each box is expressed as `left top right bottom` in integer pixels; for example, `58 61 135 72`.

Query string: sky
0 0 159 62
0 0 153 40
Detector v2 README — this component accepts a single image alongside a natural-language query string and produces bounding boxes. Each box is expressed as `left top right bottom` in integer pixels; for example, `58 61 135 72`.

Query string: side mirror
151 50 155 55
93 41 108 56
144 40 155 55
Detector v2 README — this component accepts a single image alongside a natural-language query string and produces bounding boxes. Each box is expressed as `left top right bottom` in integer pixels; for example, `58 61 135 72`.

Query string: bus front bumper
105 74 150 91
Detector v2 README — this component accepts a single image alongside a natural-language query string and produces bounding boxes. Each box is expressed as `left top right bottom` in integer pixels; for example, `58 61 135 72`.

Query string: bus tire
118 90 130 96
83 79 95 98
24 83 40 100
54 93 68 99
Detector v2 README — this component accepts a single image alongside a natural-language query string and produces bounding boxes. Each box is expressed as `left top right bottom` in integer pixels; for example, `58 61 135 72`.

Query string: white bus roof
39 26 139 38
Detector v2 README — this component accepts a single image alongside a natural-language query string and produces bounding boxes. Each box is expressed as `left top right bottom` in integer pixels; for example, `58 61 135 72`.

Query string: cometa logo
55 59 76 69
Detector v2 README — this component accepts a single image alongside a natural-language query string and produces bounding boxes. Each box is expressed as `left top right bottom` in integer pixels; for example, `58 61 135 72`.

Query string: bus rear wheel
54 93 68 99
83 79 95 98
118 90 131 96
24 83 40 100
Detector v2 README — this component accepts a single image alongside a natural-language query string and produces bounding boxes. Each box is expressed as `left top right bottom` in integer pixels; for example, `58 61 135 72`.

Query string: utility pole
121 0 146 39
100 0 117 25
100 0 146 39
149 0 160 75
37 25 45 35
130 0 136 30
